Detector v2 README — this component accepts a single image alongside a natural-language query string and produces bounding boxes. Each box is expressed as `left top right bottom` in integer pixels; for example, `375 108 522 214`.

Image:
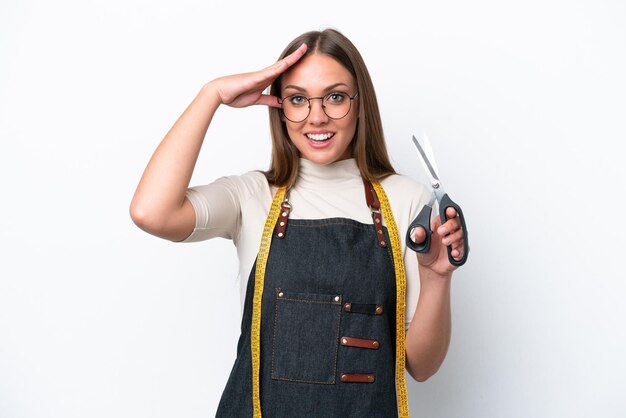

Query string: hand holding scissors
406 134 469 267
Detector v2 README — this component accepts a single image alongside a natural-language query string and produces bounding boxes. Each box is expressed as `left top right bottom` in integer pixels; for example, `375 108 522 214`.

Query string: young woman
131 28 466 417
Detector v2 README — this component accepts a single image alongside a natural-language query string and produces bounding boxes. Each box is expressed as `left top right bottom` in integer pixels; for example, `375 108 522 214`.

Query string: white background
1 0 625 417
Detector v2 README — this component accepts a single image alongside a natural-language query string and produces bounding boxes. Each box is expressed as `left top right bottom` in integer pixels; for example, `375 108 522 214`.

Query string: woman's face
280 53 359 165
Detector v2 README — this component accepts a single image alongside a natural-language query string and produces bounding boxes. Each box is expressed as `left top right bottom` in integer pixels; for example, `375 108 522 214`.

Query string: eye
288 95 308 107
325 92 347 104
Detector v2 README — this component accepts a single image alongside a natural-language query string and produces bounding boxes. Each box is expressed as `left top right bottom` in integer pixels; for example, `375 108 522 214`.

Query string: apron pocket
271 289 342 384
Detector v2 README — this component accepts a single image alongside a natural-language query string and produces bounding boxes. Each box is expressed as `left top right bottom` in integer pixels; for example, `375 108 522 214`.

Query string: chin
304 153 345 165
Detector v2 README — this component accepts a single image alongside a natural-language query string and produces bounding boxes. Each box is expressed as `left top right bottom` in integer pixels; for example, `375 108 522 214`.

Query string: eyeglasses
277 91 359 123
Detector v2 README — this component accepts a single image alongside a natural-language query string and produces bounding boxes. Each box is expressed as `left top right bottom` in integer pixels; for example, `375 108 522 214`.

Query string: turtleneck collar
296 158 361 189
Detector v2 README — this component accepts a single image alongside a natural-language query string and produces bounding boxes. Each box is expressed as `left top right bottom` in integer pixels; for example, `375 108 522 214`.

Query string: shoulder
212 170 268 190
209 170 273 201
186 170 274 218
378 173 431 230
380 173 430 204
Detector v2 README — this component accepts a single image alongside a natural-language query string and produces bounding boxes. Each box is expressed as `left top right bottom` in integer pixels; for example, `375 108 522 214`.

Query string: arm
129 44 308 241
129 84 221 241
405 267 452 382
405 207 465 381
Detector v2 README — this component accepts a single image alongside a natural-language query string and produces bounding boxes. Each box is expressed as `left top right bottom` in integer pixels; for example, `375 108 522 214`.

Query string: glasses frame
277 92 359 123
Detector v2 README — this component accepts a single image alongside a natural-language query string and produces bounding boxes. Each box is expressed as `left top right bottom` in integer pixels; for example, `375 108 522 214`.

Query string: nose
307 97 328 124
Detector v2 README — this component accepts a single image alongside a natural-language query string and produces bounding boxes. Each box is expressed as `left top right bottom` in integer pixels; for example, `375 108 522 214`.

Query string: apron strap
363 178 388 248
275 179 388 248
275 197 291 239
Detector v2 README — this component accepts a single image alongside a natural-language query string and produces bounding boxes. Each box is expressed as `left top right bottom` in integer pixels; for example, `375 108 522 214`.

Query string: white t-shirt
183 158 430 328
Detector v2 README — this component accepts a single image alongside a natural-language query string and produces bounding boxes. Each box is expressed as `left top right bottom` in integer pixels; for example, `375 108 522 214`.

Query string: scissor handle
406 204 433 253
439 193 469 267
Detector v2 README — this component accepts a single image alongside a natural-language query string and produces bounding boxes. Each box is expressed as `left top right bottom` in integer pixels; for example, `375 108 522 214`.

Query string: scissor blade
412 135 440 181
422 133 441 179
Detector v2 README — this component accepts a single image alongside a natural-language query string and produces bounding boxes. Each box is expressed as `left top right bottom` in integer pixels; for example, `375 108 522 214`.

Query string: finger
268 43 307 75
441 228 464 246
411 226 428 244
430 215 442 235
437 216 459 237
445 206 457 220
449 229 465 260
250 44 307 95
437 207 459 234
451 248 464 260
452 237 465 258
257 94 282 108
283 43 308 66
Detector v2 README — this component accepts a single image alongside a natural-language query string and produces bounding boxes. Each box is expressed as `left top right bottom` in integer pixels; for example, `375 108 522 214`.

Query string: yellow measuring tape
250 182 409 417
251 186 286 417
372 181 410 418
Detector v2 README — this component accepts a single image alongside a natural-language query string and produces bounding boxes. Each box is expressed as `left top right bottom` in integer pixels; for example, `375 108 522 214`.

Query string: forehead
281 53 355 91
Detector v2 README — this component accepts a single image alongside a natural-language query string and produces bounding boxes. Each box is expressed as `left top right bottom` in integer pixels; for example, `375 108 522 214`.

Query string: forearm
130 82 221 239
405 266 452 382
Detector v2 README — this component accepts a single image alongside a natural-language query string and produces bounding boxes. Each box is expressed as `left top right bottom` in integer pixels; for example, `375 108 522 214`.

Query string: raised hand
130 45 307 242
210 43 308 109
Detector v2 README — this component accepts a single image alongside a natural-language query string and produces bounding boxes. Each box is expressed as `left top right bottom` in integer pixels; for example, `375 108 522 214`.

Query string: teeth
307 133 334 141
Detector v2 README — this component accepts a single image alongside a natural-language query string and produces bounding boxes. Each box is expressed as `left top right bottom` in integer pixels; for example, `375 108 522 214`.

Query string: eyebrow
283 82 351 94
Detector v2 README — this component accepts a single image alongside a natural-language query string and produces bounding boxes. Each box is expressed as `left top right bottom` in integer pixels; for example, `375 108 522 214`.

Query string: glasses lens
282 95 309 122
323 92 352 119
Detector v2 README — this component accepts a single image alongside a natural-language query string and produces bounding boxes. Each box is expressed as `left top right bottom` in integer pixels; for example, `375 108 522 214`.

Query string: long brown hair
264 29 396 188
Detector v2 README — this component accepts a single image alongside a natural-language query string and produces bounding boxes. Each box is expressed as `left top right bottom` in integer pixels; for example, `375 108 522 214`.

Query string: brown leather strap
340 336 380 350
363 178 379 210
339 373 376 383
362 178 387 248
275 199 291 239
277 181 386 245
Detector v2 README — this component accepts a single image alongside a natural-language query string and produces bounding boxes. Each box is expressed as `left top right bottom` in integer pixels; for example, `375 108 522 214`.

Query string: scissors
406 134 469 267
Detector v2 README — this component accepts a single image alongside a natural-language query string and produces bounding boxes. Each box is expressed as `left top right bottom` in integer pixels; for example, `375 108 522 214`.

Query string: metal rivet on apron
381 241 386 246
372 341 379 349
341 337 348 345
375 306 383 315
334 296 340 302
367 375 374 382
344 303 351 312
278 292 284 297
279 221 285 227
378 230 383 234
278 232 284 238
281 211 287 217
340 374 348 382
375 218 380 223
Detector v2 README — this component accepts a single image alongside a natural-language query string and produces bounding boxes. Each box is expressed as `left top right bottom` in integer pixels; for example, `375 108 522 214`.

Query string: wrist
200 81 223 108
418 264 452 286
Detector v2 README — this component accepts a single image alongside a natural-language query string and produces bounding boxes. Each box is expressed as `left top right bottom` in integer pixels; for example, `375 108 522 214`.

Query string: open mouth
306 133 335 143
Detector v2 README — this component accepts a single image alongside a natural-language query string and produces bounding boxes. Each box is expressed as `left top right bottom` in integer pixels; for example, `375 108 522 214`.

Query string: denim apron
216 181 407 417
